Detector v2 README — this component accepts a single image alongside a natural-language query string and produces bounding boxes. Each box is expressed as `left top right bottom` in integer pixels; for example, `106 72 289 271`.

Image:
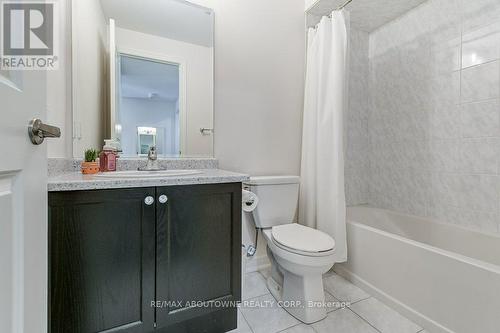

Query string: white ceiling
100 0 214 47
307 0 429 32
120 55 179 103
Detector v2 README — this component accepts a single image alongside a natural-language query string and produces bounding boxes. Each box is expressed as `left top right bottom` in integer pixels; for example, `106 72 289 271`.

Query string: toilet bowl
244 176 336 324
263 225 335 323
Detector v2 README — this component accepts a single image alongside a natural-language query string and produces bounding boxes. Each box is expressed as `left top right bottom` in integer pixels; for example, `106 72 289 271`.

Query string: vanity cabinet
49 183 241 333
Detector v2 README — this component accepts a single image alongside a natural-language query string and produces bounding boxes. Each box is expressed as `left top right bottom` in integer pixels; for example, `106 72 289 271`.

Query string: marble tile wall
367 0 500 233
345 28 370 205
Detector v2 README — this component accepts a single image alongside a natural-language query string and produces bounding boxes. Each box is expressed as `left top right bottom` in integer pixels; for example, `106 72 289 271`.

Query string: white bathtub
335 206 500 333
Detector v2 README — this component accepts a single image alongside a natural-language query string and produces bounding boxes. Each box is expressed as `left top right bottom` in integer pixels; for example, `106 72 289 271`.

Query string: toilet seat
270 224 335 257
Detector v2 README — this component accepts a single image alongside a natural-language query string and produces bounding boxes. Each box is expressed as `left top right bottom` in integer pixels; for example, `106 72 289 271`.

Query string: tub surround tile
461 0 500 33
431 38 461 74
458 138 500 174
364 0 500 235
311 308 378 333
431 71 461 108
239 294 300 333
47 169 249 192
350 297 422 333
429 139 459 172
461 22 500 69
345 28 370 206
430 105 461 139
461 100 500 138
460 60 500 103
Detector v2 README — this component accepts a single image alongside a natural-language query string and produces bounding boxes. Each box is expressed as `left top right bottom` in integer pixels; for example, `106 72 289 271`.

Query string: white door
0 55 49 333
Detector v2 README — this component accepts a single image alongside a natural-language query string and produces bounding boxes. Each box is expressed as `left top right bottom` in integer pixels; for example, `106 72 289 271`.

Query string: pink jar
99 150 117 172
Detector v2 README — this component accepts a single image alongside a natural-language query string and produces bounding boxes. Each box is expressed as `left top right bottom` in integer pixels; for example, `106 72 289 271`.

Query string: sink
94 170 202 178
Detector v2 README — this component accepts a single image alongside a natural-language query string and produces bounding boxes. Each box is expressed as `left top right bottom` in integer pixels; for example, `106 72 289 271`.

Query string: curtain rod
325 0 353 18
336 0 353 11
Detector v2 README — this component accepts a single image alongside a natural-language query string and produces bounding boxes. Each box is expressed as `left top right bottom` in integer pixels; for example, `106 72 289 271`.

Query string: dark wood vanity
48 183 241 333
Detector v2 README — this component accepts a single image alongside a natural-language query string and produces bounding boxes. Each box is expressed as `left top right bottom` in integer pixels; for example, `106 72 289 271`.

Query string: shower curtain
299 10 348 263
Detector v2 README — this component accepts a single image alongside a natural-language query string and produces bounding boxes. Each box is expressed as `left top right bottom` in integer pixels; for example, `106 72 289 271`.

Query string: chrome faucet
138 146 164 171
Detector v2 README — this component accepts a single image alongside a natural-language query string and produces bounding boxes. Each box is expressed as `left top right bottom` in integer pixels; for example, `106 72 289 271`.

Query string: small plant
81 149 100 174
84 149 98 162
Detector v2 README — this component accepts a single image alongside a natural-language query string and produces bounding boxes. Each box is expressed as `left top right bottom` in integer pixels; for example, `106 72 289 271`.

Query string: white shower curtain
299 11 348 263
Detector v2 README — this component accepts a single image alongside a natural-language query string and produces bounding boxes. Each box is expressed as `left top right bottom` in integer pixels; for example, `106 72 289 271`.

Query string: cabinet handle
144 196 154 205
158 195 168 204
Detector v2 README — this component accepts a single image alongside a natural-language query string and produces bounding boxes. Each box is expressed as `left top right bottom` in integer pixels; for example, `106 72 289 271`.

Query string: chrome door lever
199 128 214 135
28 118 61 145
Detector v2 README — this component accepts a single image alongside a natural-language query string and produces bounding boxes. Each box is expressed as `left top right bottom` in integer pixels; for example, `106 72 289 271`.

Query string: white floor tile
312 308 379 333
324 290 343 313
240 294 300 333
229 310 253 333
279 323 316 333
243 271 270 300
323 273 370 303
350 298 422 333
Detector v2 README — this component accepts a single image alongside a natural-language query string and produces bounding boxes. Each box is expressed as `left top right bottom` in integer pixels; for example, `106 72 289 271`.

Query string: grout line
459 97 500 106
347 307 383 333
237 308 255 333
241 290 271 302
276 322 317 333
459 58 500 72
349 295 371 305
241 273 271 302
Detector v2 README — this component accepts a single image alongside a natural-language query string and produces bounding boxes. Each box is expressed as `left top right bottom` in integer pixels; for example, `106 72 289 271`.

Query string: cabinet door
49 188 156 333
156 183 241 332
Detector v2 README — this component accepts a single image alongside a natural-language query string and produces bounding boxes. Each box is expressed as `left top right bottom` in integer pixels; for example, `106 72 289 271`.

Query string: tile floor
231 270 426 333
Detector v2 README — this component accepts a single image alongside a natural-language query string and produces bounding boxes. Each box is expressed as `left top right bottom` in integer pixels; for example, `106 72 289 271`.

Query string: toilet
244 176 336 324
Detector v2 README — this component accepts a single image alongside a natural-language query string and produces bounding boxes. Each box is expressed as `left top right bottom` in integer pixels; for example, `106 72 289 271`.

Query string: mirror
72 0 214 158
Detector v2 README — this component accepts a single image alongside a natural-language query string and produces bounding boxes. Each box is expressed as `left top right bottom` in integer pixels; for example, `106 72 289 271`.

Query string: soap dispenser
99 139 118 172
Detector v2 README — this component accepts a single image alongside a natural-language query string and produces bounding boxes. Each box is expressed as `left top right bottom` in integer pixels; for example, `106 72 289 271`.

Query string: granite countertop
48 169 250 192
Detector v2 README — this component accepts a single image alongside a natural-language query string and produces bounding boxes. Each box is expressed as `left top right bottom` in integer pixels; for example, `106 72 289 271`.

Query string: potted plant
81 149 100 174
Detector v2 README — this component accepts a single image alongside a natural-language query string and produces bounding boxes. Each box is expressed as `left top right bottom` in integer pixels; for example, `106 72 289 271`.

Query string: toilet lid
271 224 335 253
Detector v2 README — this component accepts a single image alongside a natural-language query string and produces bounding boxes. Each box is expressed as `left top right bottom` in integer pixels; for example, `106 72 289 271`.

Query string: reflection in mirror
117 55 181 156
72 0 214 158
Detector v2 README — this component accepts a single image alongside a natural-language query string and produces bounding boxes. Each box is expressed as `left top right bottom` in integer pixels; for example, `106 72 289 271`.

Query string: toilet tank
244 176 300 228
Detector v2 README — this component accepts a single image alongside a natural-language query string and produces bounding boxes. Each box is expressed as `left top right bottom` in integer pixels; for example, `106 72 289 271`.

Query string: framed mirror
72 0 214 158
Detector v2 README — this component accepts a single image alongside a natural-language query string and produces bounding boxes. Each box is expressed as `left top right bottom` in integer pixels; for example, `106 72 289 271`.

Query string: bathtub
334 206 500 333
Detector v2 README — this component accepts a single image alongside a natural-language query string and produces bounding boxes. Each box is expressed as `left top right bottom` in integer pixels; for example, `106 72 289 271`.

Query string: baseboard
334 265 454 333
244 254 270 273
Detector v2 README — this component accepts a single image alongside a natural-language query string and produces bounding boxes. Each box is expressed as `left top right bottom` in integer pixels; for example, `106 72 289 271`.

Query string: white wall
71 0 108 157
46 0 72 158
116 27 214 157
190 0 305 175
188 0 306 269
